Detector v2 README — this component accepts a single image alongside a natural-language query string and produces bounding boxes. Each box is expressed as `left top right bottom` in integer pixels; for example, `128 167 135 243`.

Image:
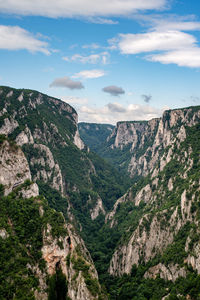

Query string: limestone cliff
108 117 200 282
106 107 200 177
0 138 38 197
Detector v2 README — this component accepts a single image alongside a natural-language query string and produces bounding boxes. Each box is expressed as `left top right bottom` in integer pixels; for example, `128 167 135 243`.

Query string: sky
1 0 200 124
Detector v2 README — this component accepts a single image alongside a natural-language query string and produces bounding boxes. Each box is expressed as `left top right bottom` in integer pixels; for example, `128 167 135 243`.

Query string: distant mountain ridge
78 122 114 153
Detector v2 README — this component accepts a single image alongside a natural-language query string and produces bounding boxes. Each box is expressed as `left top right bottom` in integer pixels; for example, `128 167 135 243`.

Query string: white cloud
87 17 119 24
148 48 200 68
152 20 200 32
0 25 50 54
61 96 88 105
73 69 105 79
0 0 167 18
118 31 196 54
114 18 200 68
63 52 109 64
78 102 163 124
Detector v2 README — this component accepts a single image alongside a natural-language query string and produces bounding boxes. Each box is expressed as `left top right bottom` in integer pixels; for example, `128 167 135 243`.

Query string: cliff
107 113 200 285
0 136 103 300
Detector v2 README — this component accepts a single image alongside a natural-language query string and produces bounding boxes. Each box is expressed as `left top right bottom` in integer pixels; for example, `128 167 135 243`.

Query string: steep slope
103 112 200 299
0 86 129 218
0 136 104 300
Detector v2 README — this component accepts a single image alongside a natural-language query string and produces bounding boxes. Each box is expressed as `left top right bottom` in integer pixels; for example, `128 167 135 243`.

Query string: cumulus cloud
114 18 200 68
102 85 125 96
0 25 50 54
73 69 105 79
50 76 84 90
78 102 163 124
0 0 167 18
63 52 109 64
142 94 152 103
147 48 200 67
118 31 196 54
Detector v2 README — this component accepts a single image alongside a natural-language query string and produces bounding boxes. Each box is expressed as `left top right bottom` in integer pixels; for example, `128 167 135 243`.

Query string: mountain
0 86 129 299
1 85 200 299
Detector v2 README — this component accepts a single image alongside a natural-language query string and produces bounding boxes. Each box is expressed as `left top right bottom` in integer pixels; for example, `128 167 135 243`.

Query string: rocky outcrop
144 263 186 282
21 182 39 199
0 117 19 135
30 144 64 195
42 223 100 300
0 140 36 196
74 129 85 150
16 126 34 146
0 229 9 239
90 197 105 220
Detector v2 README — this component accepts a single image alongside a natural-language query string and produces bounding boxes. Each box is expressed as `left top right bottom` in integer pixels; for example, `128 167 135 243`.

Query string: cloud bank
78 102 163 124
115 19 200 68
0 0 167 18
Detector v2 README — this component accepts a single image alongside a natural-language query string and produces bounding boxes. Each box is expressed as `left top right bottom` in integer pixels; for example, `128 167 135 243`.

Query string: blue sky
1 0 200 124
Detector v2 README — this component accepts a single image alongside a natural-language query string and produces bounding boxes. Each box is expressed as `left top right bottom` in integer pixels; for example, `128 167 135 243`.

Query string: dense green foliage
103 266 200 299
78 122 114 153
72 255 100 297
0 182 67 299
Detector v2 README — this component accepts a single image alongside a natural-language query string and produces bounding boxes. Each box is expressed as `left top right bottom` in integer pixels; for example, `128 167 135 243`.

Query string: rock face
0 139 38 197
30 143 64 195
107 107 200 281
90 197 105 220
74 129 85 150
42 223 101 300
144 263 186 282
106 107 200 177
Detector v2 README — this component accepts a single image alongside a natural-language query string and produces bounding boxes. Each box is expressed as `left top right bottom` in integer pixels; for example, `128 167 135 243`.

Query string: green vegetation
0 183 67 299
72 255 100 297
78 122 114 153
103 266 200 299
